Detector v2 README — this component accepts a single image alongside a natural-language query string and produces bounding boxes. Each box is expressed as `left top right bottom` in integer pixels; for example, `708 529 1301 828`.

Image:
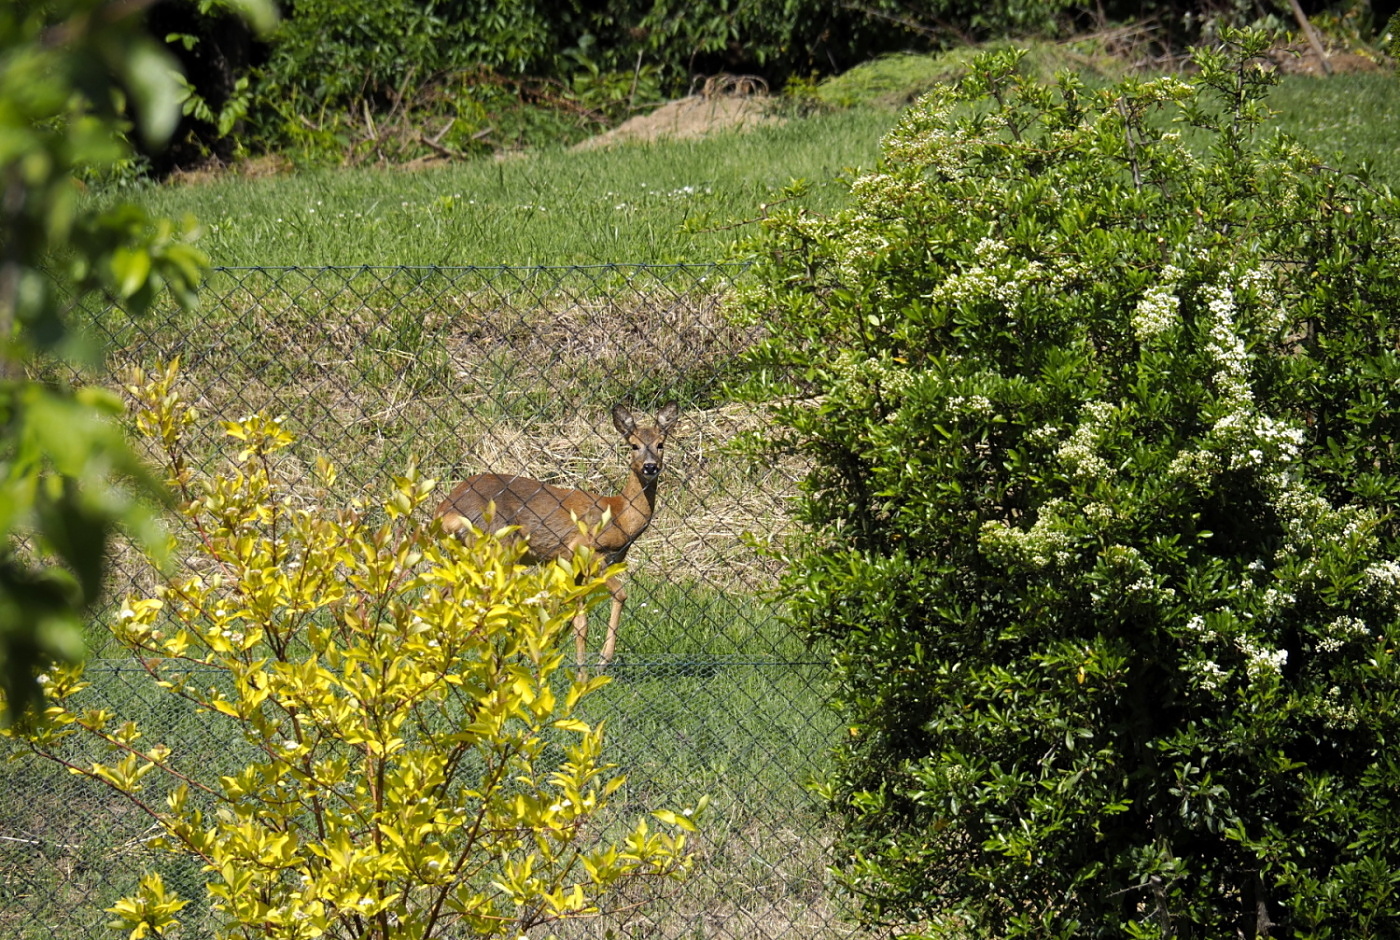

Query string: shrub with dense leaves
737 28 1400 939
5 363 700 940
246 0 1081 111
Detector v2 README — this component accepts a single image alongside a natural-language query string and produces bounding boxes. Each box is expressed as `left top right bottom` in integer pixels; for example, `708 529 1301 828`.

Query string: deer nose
641 460 661 476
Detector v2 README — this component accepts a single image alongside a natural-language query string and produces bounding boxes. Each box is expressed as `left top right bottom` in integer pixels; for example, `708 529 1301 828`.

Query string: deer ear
656 402 680 432
612 403 636 436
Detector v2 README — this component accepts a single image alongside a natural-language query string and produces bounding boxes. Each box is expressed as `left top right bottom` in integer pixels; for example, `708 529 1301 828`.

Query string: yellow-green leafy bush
9 363 699 940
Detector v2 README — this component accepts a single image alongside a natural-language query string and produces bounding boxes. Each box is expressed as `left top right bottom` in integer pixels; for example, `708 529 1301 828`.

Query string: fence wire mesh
0 264 851 940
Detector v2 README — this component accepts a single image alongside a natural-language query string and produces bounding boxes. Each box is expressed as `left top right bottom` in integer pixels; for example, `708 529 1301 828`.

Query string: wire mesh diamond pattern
0 264 851 940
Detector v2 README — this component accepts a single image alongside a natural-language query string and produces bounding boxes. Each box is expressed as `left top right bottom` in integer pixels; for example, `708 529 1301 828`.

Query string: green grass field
1267 72 1400 183
113 106 892 267
102 61 1400 270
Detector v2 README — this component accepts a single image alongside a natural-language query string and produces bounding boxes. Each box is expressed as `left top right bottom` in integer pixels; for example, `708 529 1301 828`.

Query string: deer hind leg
599 576 626 669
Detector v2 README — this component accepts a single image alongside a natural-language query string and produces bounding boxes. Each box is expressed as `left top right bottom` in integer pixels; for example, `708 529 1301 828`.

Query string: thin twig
428 117 455 146
1117 98 1143 190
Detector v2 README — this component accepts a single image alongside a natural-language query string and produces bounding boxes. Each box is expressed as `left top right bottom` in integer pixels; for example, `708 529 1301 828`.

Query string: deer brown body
435 403 680 671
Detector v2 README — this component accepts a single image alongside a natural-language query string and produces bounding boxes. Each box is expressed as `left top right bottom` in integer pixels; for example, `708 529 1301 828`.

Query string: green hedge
737 28 1400 938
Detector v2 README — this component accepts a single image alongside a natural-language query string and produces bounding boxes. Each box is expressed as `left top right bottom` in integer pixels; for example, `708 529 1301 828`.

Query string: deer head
614 402 680 483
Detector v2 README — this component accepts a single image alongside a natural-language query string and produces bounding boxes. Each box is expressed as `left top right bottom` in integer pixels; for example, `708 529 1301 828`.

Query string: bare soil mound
574 93 780 150
1267 43 1385 75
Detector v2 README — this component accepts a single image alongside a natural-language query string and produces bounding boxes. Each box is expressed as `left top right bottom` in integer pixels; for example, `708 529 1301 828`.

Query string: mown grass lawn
114 106 892 266
103 63 1399 270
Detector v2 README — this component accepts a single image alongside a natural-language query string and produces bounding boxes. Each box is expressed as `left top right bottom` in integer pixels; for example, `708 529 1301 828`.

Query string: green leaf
220 0 279 36
110 245 153 300
113 37 184 147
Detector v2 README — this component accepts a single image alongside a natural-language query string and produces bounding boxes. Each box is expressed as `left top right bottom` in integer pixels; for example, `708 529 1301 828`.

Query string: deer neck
614 470 659 536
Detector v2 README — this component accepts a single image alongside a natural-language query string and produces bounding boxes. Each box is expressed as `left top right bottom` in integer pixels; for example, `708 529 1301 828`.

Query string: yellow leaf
652 809 699 832
209 698 242 719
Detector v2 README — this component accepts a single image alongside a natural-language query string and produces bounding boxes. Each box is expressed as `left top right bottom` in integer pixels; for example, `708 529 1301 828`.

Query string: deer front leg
599 576 626 669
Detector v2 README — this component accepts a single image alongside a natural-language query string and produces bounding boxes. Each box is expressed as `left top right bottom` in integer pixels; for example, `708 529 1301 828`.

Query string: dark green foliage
261 0 556 106
253 0 1080 110
737 28 1400 939
155 0 1091 163
154 0 1400 167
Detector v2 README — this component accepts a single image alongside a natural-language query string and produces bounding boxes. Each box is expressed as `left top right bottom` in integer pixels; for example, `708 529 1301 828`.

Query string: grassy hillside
106 52 1400 270
117 107 893 267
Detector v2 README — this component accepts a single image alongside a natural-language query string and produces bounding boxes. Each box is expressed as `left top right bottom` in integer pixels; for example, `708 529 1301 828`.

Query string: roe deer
434 403 681 673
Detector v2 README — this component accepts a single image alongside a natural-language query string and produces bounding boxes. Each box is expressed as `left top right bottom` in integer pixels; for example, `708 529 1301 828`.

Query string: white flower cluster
1131 265 1184 341
1237 634 1288 680
1329 614 1370 637
833 208 899 273
881 99 973 180
947 394 994 419
1183 614 1218 643
1260 585 1297 618
1055 401 1117 482
1237 267 1288 334
1195 660 1229 692
1166 448 1222 487
973 237 1007 263
849 171 929 206
1182 613 1228 691
826 212 910 302
1024 424 1062 449
1202 283 1251 404
829 349 917 398
1212 413 1307 470
1267 471 1372 552
930 237 1052 314
979 499 1075 570
1313 685 1359 729
1362 560 1400 607
1197 279 1306 469
1316 615 1370 654
1270 475 1332 533
1083 502 1114 526
1095 544 1177 606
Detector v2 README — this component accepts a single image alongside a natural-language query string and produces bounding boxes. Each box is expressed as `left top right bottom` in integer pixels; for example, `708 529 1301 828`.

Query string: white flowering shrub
738 28 1400 939
8 364 699 940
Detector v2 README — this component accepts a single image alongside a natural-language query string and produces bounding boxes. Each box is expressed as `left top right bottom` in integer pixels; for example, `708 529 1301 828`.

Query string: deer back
435 473 613 564
435 402 679 565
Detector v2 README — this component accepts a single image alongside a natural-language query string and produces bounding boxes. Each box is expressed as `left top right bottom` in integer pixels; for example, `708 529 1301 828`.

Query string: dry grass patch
87 268 795 611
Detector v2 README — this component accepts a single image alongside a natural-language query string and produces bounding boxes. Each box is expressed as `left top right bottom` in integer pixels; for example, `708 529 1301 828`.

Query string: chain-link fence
0 264 851 940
